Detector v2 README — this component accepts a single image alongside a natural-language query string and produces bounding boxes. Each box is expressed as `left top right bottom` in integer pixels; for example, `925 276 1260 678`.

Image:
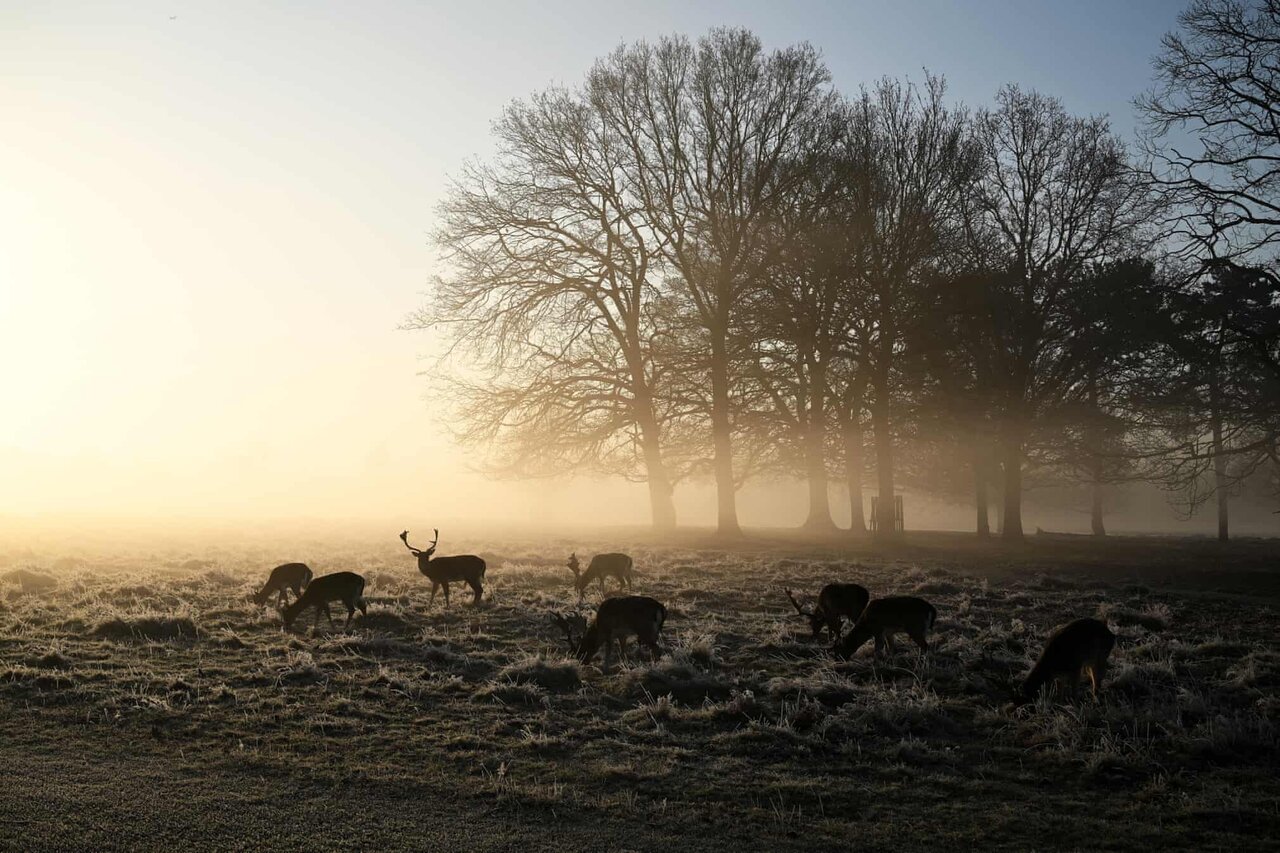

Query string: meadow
1 529 1277 851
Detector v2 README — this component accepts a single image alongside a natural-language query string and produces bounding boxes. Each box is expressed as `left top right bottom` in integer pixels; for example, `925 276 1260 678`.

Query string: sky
0 1 1196 529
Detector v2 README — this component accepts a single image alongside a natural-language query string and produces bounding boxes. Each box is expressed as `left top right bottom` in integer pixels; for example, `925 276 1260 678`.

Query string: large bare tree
589 29 839 535
1138 0 1280 266
411 88 685 529
964 86 1154 538
836 76 974 537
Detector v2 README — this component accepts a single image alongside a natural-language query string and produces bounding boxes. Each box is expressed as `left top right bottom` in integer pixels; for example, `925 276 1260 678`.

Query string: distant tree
1136 0 1280 527
1044 260 1166 536
1134 262 1280 539
832 75 975 538
589 29 839 535
1138 0 1280 267
963 86 1155 539
410 88 686 530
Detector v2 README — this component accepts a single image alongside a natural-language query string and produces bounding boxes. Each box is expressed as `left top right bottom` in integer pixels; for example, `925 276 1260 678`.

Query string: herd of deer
249 529 1116 706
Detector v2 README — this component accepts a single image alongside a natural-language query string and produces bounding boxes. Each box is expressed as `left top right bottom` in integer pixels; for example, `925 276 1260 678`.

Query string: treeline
409 1 1280 540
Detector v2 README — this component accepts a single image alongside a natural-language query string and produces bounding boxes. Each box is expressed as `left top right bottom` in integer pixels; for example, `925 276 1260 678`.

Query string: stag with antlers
400 528 486 607
784 583 870 641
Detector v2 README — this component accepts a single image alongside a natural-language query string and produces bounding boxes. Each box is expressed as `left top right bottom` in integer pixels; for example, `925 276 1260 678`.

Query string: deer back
596 595 665 640
581 553 632 585
817 583 870 619
419 553 487 583
858 596 936 633
1025 618 1115 691
284 571 365 624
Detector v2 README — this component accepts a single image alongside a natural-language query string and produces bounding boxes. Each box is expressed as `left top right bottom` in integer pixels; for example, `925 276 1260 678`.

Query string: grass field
1 529 1277 851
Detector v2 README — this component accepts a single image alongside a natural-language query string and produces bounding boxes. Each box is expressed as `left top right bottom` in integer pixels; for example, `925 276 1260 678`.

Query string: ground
1 529 1277 852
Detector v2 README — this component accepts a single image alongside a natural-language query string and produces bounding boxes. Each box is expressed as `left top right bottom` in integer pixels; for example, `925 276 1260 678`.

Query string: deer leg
313 606 322 631
885 633 899 655
603 633 614 671
1092 660 1107 698
344 604 355 629
429 582 439 607
469 579 482 605
909 629 929 653
873 635 886 656
617 636 629 660
443 583 451 608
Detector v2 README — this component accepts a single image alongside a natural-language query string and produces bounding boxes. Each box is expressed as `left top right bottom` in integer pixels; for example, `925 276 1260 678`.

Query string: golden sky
0 1 1179 528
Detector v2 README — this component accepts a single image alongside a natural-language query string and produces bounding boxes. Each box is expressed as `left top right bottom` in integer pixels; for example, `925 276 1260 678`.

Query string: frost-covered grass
0 530 1277 850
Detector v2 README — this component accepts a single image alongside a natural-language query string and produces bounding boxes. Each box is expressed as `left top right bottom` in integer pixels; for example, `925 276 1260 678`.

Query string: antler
399 530 420 555
784 588 812 616
549 612 580 647
430 528 440 550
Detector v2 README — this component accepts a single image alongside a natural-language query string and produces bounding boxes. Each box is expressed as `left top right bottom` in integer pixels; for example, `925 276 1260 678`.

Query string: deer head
784 588 825 638
567 552 581 579
400 529 439 559
550 611 588 653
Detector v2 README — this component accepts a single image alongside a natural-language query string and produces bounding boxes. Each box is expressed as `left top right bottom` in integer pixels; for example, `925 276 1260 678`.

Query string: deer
834 596 937 659
281 571 367 631
251 562 313 608
551 595 666 670
566 551 634 599
400 529 486 607
784 583 870 641
1017 617 1115 705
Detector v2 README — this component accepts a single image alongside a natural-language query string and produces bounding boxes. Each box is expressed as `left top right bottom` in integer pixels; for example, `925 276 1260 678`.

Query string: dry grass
1 530 1278 851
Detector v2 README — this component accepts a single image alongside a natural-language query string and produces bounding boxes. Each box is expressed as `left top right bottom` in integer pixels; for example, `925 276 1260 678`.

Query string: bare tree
743 141 855 532
835 76 974 538
410 88 685 529
1138 0 1280 266
963 86 1154 539
1134 262 1280 539
589 29 839 535
1135 0 1280 528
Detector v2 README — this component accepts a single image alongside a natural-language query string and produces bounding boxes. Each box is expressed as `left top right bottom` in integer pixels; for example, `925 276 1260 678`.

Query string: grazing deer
551 595 666 670
834 596 937 659
1018 617 1115 704
251 562 313 608
785 583 870 641
400 529 486 607
281 571 367 631
567 552 634 598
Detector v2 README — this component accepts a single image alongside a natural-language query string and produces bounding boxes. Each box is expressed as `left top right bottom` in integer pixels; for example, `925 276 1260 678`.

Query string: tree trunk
1090 480 1106 537
844 419 867 534
1087 374 1106 537
974 443 990 538
802 427 835 531
871 380 895 538
1212 412 1229 542
802 362 835 532
638 423 677 532
709 335 741 537
1001 435 1024 540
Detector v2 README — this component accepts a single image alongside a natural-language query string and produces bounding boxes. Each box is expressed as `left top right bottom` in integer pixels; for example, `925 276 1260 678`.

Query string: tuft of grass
472 680 549 707
24 648 72 669
620 652 731 704
1 568 57 593
497 655 582 692
91 614 198 641
1099 602 1170 631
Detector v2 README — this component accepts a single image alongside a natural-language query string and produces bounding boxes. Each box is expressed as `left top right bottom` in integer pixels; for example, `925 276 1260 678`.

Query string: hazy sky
1 1 1185 526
